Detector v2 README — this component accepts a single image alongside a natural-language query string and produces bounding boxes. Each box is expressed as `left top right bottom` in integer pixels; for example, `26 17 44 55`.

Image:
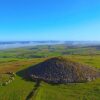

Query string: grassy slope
33 55 100 100
0 46 100 100
67 55 100 69
35 79 100 100
0 58 44 100
0 76 34 100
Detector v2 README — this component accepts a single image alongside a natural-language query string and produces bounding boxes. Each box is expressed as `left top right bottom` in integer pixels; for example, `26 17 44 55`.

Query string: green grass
35 79 100 100
0 45 100 100
0 58 44 100
66 55 100 69
0 45 100 58
0 76 35 100
0 74 10 83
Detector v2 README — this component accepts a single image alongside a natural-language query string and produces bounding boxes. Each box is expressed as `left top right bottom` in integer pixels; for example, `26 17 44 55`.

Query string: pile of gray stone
29 57 100 84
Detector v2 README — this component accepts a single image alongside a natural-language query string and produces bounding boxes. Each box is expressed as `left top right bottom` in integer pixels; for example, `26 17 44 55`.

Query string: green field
0 45 100 100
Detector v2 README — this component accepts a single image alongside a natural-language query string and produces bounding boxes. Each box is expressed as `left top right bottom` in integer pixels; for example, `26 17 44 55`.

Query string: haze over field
0 41 100 50
0 41 64 50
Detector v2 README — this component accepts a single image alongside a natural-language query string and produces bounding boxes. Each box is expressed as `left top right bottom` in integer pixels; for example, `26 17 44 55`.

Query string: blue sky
0 0 100 41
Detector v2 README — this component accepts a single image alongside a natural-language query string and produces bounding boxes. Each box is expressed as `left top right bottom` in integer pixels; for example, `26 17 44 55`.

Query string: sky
0 0 100 41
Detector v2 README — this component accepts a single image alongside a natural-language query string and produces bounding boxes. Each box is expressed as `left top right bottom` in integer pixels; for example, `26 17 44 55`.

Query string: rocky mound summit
28 57 100 83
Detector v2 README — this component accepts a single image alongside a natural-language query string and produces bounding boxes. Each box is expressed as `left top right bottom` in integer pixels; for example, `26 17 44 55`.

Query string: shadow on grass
16 63 63 100
16 64 38 81
26 80 41 100
16 62 61 82
16 64 62 85
16 64 42 100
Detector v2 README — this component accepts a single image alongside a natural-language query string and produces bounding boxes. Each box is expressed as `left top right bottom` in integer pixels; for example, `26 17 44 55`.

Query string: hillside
0 46 100 100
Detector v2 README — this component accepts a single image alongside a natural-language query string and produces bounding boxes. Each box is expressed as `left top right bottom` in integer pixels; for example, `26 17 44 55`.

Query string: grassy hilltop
0 45 100 100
